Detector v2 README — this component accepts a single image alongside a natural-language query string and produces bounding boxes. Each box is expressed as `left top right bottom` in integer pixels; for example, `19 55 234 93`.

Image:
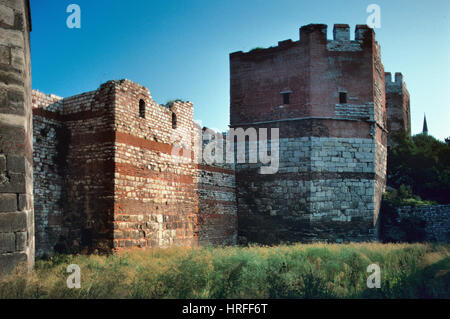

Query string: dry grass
0 243 448 299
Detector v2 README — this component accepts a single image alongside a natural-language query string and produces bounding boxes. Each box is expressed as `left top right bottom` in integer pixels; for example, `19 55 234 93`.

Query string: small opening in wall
281 91 291 105
139 99 145 118
339 92 347 104
172 112 177 129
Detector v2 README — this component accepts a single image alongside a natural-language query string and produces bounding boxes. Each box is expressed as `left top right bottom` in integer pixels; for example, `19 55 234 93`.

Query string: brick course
32 79 237 256
230 24 388 243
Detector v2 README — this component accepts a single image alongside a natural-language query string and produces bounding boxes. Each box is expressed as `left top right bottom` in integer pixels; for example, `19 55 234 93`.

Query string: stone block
0 44 10 64
15 231 27 251
0 232 15 253
0 252 27 278
0 211 26 232
0 193 16 212
0 28 24 48
0 0 25 11
0 153 5 171
17 193 28 210
0 122 25 155
6 154 25 173
0 4 14 27
10 46 24 70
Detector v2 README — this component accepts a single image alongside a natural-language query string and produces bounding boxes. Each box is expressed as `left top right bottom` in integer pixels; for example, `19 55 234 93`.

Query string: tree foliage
388 132 450 204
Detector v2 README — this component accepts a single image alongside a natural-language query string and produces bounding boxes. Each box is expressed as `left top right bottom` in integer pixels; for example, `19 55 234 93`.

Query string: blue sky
30 0 449 141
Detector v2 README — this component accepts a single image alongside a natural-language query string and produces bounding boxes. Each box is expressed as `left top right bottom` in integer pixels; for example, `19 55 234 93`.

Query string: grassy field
0 243 449 299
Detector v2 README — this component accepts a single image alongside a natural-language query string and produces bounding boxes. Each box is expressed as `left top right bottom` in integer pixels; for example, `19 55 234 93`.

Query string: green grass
1 243 449 299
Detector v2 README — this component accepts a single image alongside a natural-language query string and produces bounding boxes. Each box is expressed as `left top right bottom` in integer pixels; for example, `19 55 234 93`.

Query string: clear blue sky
30 0 449 141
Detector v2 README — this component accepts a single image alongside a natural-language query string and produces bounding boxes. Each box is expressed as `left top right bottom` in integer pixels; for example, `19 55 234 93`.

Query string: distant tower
385 72 411 145
422 114 428 135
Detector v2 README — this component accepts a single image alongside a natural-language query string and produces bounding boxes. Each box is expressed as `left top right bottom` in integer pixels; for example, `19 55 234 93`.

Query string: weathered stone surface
0 211 26 232
0 44 10 64
6 153 25 172
0 0 33 276
0 4 15 27
0 153 5 171
0 232 14 252
32 79 237 256
15 230 26 251
0 192 16 211
230 24 387 243
0 171 25 192
382 204 450 243
0 252 26 277
17 192 28 210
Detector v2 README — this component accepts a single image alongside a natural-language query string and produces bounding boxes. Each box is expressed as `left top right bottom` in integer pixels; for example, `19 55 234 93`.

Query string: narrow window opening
172 112 177 129
339 92 347 104
139 99 145 118
281 91 291 105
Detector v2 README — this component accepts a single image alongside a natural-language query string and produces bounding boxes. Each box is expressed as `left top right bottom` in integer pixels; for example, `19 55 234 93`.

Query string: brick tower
230 24 388 243
385 72 411 143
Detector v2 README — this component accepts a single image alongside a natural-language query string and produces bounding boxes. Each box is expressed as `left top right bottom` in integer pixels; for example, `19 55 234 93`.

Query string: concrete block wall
0 0 33 277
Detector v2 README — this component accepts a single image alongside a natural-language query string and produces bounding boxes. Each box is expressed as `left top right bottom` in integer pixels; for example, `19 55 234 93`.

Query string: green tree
388 132 450 204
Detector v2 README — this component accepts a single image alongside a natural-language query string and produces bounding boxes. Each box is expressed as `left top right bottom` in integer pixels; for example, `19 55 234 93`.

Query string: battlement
300 23 374 42
385 72 405 86
230 22 391 244
32 78 237 255
230 24 376 59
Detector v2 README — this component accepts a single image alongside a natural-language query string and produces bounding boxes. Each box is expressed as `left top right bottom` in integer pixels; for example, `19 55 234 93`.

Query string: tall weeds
0 243 448 299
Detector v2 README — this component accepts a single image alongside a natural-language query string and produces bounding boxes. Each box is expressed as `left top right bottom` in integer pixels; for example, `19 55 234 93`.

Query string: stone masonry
230 24 391 243
388 205 450 243
2 15 426 273
32 80 237 257
0 0 33 277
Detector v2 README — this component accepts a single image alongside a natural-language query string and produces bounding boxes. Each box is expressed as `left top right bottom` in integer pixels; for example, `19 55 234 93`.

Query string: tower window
281 91 291 105
172 112 177 129
339 92 347 104
139 99 145 118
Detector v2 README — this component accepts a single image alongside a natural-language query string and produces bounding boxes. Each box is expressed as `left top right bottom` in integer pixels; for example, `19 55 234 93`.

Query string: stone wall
32 79 237 256
32 91 63 257
0 0 34 277
234 135 380 243
384 205 450 243
196 125 237 245
230 24 388 244
33 83 117 255
113 79 199 249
